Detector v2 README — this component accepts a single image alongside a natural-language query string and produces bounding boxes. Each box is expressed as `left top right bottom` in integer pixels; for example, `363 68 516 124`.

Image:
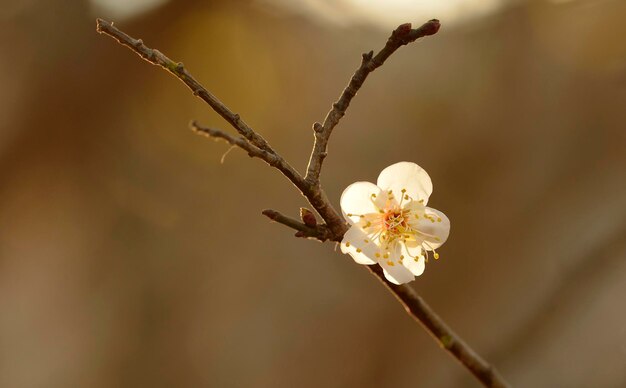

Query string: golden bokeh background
1 0 625 386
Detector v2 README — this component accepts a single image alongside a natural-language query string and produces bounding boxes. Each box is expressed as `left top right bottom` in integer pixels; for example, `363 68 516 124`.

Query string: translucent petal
376 162 433 205
403 199 426 213
379 245 415 285
374 187 399 210
409 207 450 249
401 243 426 276
340 181 383 224
404 240 425 257
340 225 378 265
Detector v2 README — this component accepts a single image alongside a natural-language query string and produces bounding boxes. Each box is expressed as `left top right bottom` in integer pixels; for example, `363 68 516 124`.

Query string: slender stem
368 264 510 387
190 121 303 188
95 18 343 230
190 122 345 234
305 20 441 185
96 18 274 153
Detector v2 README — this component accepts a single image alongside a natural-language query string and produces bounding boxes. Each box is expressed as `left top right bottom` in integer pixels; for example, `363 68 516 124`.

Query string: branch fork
96 17 510 388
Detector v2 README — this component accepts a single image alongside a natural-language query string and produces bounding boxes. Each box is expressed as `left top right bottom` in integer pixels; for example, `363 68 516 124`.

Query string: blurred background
1 0 625 386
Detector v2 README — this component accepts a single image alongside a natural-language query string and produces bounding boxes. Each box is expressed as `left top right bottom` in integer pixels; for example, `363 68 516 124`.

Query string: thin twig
96 18 347 235
368 265 510 387
191 122 266 156
191 121 287 171
96 18 273 153
96 18 511 388
305 19 441 185
189 121 345 234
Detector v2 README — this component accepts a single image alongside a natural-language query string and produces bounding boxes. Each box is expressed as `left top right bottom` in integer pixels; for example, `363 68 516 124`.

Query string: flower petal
410 207 450 249
379 245 415 284
401 243 426 276
376 162 433 205
340 181 383 224
340 225 378 265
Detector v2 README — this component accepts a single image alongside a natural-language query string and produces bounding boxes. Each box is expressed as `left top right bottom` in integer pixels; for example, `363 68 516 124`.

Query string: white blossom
340 162 450 284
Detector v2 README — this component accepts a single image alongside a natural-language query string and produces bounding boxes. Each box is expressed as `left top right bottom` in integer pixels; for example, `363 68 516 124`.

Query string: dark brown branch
191 121 263 154
96 17 346 236
191 121 290 172
97 18 510 388
305 19 441 184
96 18 273 153
367 264 510 387
190 122 345 234
262 209 332 242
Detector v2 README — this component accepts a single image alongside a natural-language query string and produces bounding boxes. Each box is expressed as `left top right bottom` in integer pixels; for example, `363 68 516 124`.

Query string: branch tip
304 18 441 184
423 19 441 36
261 209 278 220
95 18 106 32
95 18 279 156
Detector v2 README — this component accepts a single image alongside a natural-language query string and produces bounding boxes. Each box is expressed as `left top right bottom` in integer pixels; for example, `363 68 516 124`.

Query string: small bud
423 19 441 36
396 23 412 35
300 207 317 227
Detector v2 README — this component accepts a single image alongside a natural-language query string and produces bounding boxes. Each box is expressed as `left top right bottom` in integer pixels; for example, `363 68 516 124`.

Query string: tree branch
97 18 511 388
305 19 441 185
96 18 274 153
96 18 347 235
367 264 510 387
190 121 302 184
189 121 346 234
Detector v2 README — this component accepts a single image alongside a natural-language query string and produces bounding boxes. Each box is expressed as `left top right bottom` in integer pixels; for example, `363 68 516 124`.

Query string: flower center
380 208 411 246
383 210 405 232
344 190 444 264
